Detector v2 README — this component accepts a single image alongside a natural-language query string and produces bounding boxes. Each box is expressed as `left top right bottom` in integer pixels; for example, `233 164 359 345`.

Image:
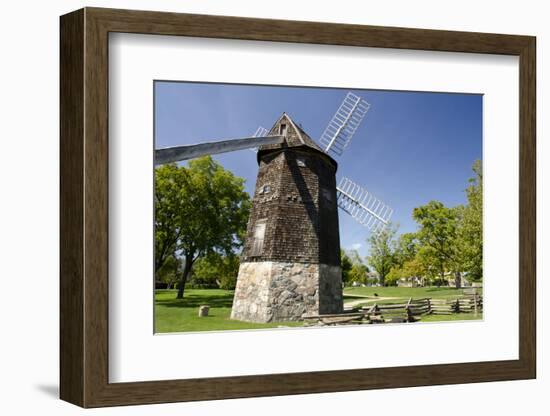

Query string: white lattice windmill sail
336 176 393 233
319 92 371 157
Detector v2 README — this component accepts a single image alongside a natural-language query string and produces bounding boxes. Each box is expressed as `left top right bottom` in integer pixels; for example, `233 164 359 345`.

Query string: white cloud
351 243 362 250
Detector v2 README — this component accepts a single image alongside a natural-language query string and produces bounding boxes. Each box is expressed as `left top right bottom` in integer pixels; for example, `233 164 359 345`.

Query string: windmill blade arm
337 187 388 225
320 92 371 157
336 176 393 232
155 135 284 165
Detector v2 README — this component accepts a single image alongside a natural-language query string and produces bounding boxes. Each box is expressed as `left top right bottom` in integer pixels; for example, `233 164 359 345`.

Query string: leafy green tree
402 257 424 280
340 250 353 285
394 232 419 267
413 201 463 288
349 263 369 284
367 224 398 286
192 252 241 290
155 253 182 289
459 160 483 281
386 256 425 286
385 267 401 286
217 255 241 290
155 157 251 299
341 249 370 285
155 164 187 273
347 250 369 284
188 253 220 289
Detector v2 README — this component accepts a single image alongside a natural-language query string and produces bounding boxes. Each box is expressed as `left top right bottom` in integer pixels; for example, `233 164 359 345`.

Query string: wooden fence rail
303 293 483 326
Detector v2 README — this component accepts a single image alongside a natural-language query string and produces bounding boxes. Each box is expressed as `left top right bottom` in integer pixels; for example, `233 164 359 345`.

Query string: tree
386 256 424 286
459 160 483 281
385 267 401 287
394 232 419 267
155 157 251 299
401 257 424 280
367 224 398 286
155 164 187 274
340 249 370 285
413 201 462 288
349 263 369 285
348 250 369 284
155 253 182 289
340 250 353 285
192 252 241 290
218 255 241 290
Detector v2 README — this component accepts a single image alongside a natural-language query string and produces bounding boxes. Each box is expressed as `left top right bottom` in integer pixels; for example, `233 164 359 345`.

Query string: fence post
474 292 479 317
427 298 432 314
406 297 412 322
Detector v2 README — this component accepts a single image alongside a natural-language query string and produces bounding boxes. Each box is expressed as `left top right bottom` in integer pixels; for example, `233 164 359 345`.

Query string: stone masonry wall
231 261 343 323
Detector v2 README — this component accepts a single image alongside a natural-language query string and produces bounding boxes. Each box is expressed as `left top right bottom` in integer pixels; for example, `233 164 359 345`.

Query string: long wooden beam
155 135 285 165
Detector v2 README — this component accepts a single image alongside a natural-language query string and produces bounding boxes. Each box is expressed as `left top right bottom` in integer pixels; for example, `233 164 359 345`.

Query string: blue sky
155 81 482 258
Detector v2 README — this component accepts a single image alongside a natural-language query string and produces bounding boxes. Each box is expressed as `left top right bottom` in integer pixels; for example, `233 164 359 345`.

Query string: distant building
366 271 381 286
443 271 475 288
396 276 425 287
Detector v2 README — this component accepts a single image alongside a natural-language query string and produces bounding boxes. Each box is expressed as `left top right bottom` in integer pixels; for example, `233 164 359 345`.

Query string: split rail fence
303 292 482 326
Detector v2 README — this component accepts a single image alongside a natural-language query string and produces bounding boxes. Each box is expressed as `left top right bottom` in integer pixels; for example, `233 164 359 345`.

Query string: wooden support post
405 297 413 322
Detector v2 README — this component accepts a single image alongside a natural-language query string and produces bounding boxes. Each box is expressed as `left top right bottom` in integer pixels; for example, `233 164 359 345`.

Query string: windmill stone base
230 261 343 323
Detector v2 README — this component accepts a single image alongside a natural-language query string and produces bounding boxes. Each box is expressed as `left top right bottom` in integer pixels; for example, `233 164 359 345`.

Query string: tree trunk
438 268 445 287
454 271 461 289
176 255 193 299
155 244 168 274
172 255 179 290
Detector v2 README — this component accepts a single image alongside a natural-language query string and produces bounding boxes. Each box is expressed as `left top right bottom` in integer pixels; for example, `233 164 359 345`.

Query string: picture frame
60 7 536 408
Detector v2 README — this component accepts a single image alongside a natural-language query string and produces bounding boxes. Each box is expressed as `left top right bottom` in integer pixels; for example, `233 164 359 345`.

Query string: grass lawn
343 286 482 320
419 313 482 322
155 286 482 333
343 286 481 301
155 289 303 333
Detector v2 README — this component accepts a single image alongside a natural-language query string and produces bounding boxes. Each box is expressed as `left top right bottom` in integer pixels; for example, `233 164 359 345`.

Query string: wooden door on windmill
251 219 267 256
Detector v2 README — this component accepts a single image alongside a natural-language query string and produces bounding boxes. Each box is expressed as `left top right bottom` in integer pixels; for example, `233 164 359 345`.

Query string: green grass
343 286 470 308
155 289 303 333
419 313 482 322
155 286 482 333
343 286 483 322
344 299 406 308
343 286 482 300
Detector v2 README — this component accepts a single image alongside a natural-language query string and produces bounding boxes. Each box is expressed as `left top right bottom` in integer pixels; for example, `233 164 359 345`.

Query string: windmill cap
257 113 338 169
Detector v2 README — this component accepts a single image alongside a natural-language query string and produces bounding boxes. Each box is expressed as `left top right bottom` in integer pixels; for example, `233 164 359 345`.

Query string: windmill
155 92 393 322
156 92 393 233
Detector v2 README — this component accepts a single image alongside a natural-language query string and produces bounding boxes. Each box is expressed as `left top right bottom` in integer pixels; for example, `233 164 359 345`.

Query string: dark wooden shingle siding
242 146 340 266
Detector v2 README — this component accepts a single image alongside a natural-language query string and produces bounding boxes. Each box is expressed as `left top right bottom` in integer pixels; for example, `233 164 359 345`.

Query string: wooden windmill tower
155 93 393 323
231 113 342 322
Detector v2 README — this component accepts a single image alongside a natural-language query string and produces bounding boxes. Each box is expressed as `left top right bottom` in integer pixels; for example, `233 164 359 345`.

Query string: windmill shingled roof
258 113 327 154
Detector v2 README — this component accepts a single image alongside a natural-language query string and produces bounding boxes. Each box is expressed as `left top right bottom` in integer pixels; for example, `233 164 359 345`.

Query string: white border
109 33 519 383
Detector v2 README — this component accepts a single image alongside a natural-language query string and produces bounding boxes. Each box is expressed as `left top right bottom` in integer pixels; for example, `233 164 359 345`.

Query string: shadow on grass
156 292 235 308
